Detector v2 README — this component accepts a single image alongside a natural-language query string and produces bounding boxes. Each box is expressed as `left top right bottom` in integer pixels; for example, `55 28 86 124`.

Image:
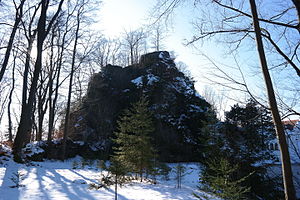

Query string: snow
189 105 204 113
131 76 143 87
23 142 45 157
131 74 160 88
0 156 217 200
146 74 159 85
170 77 196 97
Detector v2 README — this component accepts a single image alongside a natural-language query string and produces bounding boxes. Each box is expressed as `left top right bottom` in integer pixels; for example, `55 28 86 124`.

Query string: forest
0 0 299 200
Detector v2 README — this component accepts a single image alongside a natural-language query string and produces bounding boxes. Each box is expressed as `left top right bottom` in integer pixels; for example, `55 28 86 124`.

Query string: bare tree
202 86 228 120
62 0 92 159
13 0 65 157
122 29 147 65
0 0 26 83
153 0 299 198
249 0 296 198
91 37 122 69
149 22 167 51
7 49 18 142
47 9 74 144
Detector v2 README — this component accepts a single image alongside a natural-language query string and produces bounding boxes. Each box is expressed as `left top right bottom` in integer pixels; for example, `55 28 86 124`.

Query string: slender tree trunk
0 0 26 83
115 175 118 200
47 36 55 143
249 0 296 199
37 79 48 141
7 52 17 142
62 8 81 159
22 33 36 110
48 23 67 144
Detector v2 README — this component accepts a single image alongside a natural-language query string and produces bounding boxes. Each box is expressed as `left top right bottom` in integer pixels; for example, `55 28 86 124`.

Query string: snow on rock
131 74 160 88
189 104 204 113
146 74 160 85
23 142 45 157
171 77 195 96
0 144 12 155
131 76 143 87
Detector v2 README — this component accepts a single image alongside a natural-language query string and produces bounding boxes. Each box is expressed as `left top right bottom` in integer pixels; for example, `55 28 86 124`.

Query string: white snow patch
23 142 44 156
0 156 221 200
171 77 195 96
131 76 143 87
146 74 159 85
131 74 160 88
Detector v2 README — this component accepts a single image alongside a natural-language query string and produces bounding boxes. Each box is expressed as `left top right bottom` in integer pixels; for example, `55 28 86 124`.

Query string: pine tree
213 99 283 199
197 158 251 200
108 157 128 200
112 96 156 182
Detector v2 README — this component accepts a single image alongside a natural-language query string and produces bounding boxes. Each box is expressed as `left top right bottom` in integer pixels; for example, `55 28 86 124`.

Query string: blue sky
97 0 228 89
96 0 300 119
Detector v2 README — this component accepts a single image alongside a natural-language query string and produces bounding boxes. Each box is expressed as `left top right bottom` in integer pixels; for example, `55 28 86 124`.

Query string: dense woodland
0 0 299 199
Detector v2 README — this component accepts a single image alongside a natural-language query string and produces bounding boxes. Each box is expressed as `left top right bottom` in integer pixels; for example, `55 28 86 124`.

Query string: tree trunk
7 52 17 142
115 175 118 200
13 0 64 157
62 7 81 159
22 33 36 112
249 0 296 199
0 0 26 83
48 23 66 144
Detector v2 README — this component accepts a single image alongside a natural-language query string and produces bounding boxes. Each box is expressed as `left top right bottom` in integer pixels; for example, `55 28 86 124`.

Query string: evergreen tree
213 99 283 199
108 157 128 200
112 96 156 182
197 158 251 200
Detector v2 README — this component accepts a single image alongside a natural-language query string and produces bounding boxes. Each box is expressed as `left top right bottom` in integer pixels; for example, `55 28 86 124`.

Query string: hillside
67 51 214 162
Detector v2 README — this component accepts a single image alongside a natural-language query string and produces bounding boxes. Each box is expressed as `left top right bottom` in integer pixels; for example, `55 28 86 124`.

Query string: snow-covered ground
0 155 216 200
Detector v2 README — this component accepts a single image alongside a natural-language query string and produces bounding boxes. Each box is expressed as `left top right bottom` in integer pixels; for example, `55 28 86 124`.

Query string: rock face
69 51 214 161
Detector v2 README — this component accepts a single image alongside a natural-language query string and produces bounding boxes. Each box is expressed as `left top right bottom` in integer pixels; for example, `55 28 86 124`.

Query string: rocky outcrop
68 51 214 161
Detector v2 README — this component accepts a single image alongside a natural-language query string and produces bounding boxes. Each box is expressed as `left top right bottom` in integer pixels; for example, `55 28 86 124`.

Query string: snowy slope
0 156 218 200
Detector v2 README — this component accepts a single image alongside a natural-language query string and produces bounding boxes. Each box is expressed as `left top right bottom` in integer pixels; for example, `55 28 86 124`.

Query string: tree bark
249 0 296 199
